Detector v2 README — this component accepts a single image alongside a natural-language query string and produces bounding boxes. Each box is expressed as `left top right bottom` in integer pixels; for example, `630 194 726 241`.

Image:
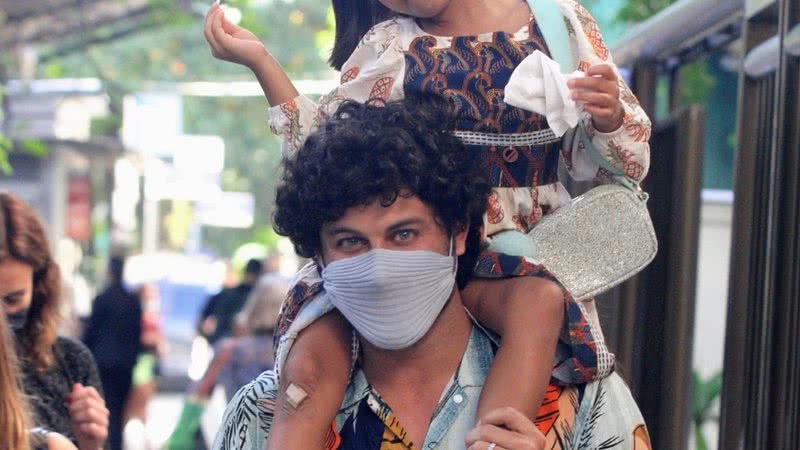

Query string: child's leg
266 311 352 450
462 277 564 421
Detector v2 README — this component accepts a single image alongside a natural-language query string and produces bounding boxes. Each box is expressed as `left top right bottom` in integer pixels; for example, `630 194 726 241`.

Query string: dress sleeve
211 370 278 450
558 0 652 183
267 19 407 157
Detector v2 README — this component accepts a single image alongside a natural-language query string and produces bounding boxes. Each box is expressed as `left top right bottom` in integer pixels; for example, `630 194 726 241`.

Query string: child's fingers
568 76 612 93
572 91 616 109
585 64 617 81
204 10 223 54
583 104 619 122
220 12 240 34
211 10 233 50
204 4 219 38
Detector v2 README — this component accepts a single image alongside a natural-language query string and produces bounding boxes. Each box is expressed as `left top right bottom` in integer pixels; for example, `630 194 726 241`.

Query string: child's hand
204 3 268 69
567 64 624 133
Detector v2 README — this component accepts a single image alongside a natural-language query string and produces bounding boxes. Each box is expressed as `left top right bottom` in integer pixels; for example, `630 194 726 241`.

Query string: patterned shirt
213 327 651 450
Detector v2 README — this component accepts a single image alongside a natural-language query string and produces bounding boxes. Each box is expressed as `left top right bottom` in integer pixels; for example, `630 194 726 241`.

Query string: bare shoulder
47 432 78 450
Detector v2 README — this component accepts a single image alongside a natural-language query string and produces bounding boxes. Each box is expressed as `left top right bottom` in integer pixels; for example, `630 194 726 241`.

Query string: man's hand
67 384 109 450
568 64 625 133
465 407 546 450
204 3 268 69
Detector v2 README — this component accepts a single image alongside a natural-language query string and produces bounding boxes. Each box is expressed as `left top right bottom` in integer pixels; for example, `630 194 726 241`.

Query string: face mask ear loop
449 235 459 275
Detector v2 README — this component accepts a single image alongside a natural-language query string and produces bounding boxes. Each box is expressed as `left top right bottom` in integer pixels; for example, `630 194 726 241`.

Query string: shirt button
427 442 437 448
453 394 464 404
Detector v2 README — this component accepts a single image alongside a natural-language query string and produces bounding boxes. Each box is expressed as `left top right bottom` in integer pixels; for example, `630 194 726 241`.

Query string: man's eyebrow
1 289 26 298
386 218 427 232
325 226 364 236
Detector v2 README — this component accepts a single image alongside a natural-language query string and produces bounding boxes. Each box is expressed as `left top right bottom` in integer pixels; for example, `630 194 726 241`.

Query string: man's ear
453 222 469 257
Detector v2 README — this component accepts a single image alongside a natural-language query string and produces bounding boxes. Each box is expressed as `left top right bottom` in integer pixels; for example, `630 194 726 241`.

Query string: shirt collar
337 325 496 444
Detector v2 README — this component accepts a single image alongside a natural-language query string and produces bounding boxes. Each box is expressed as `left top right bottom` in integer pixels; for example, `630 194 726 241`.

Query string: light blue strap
528 0 640 193
527 0 575 72
528 0 608 178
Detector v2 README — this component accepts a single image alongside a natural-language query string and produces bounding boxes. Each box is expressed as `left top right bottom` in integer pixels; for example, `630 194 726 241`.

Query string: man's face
320 193 468 265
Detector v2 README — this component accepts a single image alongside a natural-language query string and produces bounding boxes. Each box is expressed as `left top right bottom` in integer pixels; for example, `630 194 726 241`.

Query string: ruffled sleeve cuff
267 94 321 158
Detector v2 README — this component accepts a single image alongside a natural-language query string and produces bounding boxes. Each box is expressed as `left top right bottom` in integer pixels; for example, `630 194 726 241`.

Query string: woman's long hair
0 314 31 450
0 193 61 372
329 0 394 70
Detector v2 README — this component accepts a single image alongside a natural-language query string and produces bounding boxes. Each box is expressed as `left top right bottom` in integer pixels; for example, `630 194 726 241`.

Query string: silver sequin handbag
472 128 658 301
528 179 657 301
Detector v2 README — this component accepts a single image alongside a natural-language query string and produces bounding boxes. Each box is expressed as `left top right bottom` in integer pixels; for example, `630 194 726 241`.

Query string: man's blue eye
338 237 364 248
395 230 415 241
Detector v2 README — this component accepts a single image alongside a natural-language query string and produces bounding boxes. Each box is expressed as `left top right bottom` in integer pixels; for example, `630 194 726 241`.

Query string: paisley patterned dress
267 1 651 387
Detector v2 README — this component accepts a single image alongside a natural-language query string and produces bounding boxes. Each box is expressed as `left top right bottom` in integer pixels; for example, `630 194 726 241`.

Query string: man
84 256 143 450
199 258 263 344
214 100 650 449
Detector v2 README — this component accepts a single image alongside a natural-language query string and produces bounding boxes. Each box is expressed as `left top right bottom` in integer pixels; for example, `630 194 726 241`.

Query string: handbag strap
527 0 575 72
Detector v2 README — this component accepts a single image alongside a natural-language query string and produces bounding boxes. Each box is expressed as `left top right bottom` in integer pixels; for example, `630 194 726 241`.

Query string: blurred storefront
1 78 124 327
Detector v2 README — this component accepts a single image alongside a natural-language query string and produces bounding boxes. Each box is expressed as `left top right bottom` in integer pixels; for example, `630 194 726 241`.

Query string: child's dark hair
329 0 394 70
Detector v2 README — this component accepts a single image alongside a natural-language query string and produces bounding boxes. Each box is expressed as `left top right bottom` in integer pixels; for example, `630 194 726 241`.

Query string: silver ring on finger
487 443 497 450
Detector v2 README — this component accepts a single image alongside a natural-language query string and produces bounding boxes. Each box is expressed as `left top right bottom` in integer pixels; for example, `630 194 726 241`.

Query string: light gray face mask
321 239 457 350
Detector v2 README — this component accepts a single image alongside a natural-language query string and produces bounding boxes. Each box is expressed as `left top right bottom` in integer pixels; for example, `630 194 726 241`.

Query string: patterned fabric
474 251 599 383
267 0 653 386
212 327 651 450
403 19 551 134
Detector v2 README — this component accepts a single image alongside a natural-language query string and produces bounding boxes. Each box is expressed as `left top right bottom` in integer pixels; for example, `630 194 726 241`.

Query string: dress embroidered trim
452 129 561 146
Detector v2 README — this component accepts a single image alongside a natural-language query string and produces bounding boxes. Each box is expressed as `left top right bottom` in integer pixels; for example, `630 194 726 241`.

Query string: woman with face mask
1 312 78 450
0 193 109 450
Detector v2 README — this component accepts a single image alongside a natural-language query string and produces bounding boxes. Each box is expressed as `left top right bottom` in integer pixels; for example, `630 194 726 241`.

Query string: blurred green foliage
24 0 336 256
40 0 334 85
0 88 51 175
693 371 723 450
617 0 715 108
616 0 674 22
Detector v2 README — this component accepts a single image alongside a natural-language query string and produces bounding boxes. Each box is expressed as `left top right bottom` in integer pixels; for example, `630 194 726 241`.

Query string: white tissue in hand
504 50 585 137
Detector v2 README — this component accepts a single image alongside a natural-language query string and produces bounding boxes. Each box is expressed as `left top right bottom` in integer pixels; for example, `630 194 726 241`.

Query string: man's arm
212 370 278 450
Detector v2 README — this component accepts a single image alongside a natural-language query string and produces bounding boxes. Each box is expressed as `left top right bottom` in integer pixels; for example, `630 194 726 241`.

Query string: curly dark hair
273 98 490 288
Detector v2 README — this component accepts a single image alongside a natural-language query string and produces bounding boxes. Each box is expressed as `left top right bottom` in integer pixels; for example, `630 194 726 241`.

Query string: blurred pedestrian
198 258 262 344
123 283 164 431
0 192 109 449
220 276 286 398
165 275 286 450
83 256 142 450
